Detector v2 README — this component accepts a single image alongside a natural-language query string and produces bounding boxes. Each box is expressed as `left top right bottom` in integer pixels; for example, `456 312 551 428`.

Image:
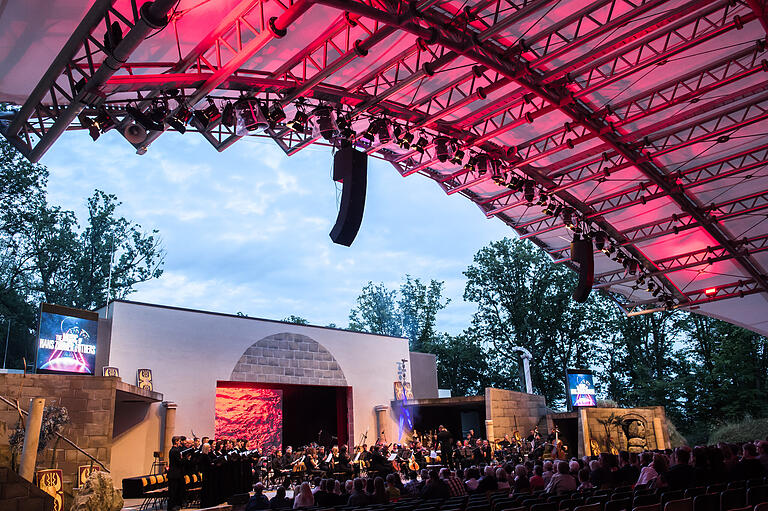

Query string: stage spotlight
235 98 269 134
523 180 535 203
194 98 222 130
464 154 478 172
627 259 638 275
268 102 286 124
78 108 114 141
311 105 337 141
103 21 123 54
376 119 393 144
476 154 491 174
435 137 452 163
537 191 548 207
647 281 656 292
222 102 236 128
286 110 308 134
167 108 192 134
123 123 147 144
78 113 101 141
637 274 646 286
361 120 377 142
126 105 164 132
399 131 414 149
562 207 574 229
450 147 465 165
414 134 429 153
594 231 606 251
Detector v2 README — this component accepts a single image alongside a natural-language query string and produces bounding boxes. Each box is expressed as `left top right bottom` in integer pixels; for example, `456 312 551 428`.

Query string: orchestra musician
437 425 453 469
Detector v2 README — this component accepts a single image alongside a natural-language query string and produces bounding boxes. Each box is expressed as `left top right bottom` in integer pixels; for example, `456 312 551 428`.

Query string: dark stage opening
216 381 350 450
552 417 578 457
398 398 486 443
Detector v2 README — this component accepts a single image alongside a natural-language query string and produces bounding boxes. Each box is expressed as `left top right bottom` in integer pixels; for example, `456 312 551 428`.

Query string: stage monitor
36 304 98 375
566 369 596 409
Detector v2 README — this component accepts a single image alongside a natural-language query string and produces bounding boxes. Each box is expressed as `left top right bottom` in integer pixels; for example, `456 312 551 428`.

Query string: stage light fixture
652 287 661 297
399 131 414 149
435 137 452 163
414 134 429 153
523 180 535 204
222 102 236 128
594 231 606 250
464 154 478 172
476 154 491 174
77 108 114 141
562 207 574 228
627 259 638 275
235 99 270 134
637 275 646 286
286 110 308 134
126 105 164 132
704 287 717 296
310 105 337 140
103 21 123 54
537 191 548 207
193 98 222 130
361 120 377 142
123 123 147 144
450 147 465 165
376 119 393 144
167 108 192 134
268 102 286 124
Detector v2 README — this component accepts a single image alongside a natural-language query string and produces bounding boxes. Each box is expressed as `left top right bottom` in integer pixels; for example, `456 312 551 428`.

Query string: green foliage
348 282 402 337
709 417 768 444
0 139 165 368
283 315 309 325
398 276 449 352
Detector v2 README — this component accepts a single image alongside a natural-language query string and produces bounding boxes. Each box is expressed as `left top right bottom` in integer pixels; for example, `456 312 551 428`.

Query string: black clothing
438 429 453 467
421 479 450 500
269 496 292 509
348 490 370 507
664 464 696 490
167 445 185 511
477 475 498 493
314 490 336 507
246 494 270 511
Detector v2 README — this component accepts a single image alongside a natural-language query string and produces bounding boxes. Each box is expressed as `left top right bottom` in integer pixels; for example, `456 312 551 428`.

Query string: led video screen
36 304 98 374
567 371 596 408
215 384 283 451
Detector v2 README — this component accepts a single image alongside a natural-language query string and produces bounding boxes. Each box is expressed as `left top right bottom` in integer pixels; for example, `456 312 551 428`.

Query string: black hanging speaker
571 236 594 302
330 147 368 246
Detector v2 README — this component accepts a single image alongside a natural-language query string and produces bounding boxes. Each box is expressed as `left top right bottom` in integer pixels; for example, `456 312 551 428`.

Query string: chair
692 493 719 511
720 489 746 511
560 499 584 511
613 493 634 502
749 486 768 506
605 498 632 511
727 481 745 489
633 495 660 508
499 506 527 511
684 489 705 499
660 491 684 507
756 503 768 511
573 503 602 511
632 504 660 511
585 496 608 508
663 498 692 511
706 484 726 494
530 502 557 511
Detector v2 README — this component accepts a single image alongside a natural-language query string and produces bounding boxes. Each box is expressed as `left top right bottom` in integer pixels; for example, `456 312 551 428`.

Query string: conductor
437 425 453 468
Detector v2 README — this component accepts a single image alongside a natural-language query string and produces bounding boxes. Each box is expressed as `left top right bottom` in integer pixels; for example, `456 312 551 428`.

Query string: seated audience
269 486 292 510
545 461 577 495
246 483 270 511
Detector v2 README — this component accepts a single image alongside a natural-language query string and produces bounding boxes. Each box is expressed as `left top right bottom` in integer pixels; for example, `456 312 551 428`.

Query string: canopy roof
1 0 767 333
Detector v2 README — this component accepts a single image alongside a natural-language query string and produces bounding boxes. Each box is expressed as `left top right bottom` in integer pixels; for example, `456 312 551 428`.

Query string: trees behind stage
348 237 768 444
0 140 165 369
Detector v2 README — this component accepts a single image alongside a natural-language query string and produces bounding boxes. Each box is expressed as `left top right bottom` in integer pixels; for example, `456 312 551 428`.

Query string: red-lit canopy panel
1 0 767 333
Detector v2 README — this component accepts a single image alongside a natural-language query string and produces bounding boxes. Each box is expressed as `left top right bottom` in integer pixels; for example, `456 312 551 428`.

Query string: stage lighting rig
286 109 309 134
167 107 192 134
126 105 164 132
311 105 337 141
562 207 574 229
234 98 270 134
77 108 114 141
398 131 414 149
626 258 638 275
414 133 429 154
194 98 222 130
376 119 393 144
450 145 465 165
434 136 452 163
123 123 147 145
593 231 606 251
221 102 236 128
268 102 286 125
464 154 478 172
361 120 377 142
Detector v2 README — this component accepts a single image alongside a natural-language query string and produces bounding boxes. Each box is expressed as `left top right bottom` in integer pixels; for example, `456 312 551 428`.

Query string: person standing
437 425 453 469
167 436 185 511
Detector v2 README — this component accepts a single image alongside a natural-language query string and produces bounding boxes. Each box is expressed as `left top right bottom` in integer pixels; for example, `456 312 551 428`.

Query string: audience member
246 483 270 511
269 486 291 510
545 461 577 495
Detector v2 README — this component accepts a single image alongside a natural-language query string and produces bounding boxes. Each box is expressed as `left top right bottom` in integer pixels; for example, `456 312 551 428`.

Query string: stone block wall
0 374 116 506
583 406 670 455
484 388 549 440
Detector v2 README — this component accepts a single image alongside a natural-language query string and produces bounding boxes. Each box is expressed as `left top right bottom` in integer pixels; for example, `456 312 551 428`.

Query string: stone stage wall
484 388 549 440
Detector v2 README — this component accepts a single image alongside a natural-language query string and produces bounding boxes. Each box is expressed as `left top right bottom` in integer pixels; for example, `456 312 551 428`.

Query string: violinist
336 445 354 478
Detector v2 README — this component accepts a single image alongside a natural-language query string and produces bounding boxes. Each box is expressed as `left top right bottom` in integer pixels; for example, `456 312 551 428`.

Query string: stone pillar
19 397 45 482
579 407 590 459
652 417 666 450
374 405 389 444
521 357 533 394
485 419 494 443
163 402 177 464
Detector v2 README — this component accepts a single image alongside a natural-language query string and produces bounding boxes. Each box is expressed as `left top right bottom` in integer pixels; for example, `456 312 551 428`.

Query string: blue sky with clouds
41 129 511 334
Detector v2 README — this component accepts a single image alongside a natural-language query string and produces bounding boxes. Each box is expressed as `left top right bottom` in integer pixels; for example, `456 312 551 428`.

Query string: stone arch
230 332 347 386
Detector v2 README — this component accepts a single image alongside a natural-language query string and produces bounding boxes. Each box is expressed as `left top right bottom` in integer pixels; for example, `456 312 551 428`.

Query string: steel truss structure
1 0 767 333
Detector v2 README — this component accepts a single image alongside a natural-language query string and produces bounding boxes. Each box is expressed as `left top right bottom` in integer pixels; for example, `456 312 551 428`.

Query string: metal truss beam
623 278 761 313
593 233 768 288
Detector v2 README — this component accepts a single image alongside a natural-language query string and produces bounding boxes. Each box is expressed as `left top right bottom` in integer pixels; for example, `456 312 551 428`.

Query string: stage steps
0 466 55 511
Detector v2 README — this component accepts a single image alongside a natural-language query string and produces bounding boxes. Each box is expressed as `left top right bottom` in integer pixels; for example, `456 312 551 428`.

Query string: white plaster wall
103 301 410 445
111 401 165 487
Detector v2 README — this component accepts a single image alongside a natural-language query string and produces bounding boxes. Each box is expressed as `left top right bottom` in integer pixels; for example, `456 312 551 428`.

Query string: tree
283 315 309 325
0 140 165 368
398 276 449 352
462 237 611 407
348 282 402 336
